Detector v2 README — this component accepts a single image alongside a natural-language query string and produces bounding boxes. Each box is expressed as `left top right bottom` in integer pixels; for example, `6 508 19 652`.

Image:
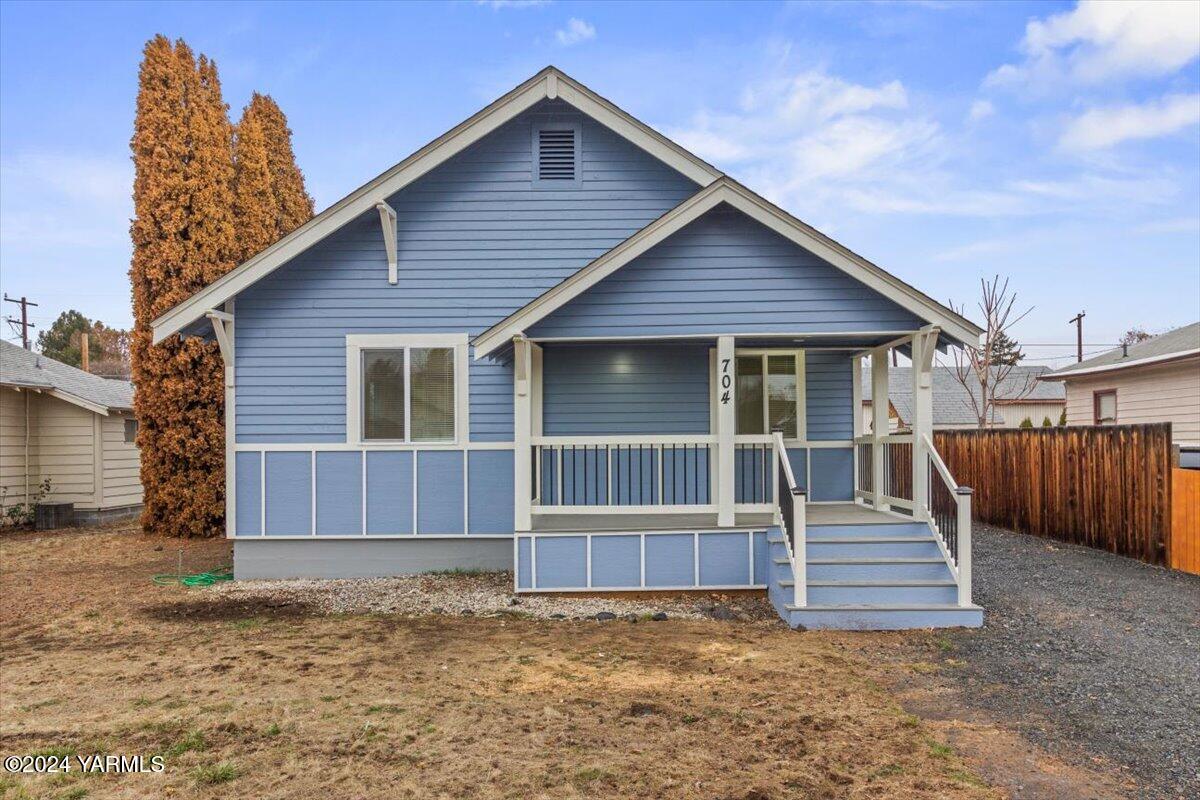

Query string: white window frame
709 348 807 442
346 333 470 446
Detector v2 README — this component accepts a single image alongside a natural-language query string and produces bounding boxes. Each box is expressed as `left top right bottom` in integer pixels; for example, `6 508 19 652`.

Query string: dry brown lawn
0 524 1002 799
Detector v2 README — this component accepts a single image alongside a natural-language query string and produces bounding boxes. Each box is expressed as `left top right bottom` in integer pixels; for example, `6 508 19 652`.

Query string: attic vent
537 128 577 181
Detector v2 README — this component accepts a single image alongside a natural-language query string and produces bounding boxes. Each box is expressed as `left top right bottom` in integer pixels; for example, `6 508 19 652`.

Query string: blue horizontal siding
234 99 697 443
527 206 924 338
542 344 710 435
805 351 854 441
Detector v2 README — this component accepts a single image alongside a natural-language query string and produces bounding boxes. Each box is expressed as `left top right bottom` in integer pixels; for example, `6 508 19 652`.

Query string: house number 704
720 358 732 404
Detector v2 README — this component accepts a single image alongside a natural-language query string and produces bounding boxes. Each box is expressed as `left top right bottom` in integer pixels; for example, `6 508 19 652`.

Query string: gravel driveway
934 524 1200 798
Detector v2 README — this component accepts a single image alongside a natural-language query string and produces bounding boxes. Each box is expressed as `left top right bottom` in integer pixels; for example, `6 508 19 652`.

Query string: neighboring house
862 366 1065 432
1042 322 1200 452
0 340 142 524
151 68 985 630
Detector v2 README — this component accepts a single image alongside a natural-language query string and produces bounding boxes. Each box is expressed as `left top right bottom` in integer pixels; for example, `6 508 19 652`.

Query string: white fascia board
46 389 110 416
473 179 982 358
151 68 723 345
1040 349 1200 380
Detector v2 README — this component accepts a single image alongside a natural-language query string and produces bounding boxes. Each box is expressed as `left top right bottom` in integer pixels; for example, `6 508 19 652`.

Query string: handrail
532 434 717 445
923 434 958 491
920 434 973 608
773 429 806 607
775 431 800 489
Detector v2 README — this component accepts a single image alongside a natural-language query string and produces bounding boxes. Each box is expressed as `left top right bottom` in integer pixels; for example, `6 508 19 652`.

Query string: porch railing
532 436 717 510
853 434 915 511
773 430 806 607
921 434 972 607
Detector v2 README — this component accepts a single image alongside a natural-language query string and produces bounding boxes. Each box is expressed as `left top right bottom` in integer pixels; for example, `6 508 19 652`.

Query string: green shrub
1018 417 1033 428
1041 416 1053 427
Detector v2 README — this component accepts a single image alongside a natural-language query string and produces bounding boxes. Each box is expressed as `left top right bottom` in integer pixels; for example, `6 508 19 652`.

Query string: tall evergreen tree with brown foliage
130 36 237 537
239 92 314 244
232 112 279 262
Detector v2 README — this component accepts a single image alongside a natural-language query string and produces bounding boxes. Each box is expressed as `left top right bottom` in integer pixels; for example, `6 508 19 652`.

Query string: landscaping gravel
210 570 778 623
933 524 1200 799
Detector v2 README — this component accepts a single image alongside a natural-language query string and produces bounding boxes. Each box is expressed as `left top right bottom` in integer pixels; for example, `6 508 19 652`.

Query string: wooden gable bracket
375 201 398 285
205 309 235 386
915 326 940 388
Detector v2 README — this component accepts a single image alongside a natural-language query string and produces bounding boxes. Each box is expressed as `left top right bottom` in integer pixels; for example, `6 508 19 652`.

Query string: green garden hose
152 567 233 587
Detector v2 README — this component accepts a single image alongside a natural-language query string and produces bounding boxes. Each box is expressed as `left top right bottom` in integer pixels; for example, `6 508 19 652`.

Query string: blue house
153 68 983 630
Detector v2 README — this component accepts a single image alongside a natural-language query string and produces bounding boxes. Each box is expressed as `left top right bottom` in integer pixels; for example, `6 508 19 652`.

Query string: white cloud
1133 217 1200 235
967 99 994 123
0 152 132 249
1059 94 1200 150
478 1 549 9
555 18 595 46
987 0 1200 88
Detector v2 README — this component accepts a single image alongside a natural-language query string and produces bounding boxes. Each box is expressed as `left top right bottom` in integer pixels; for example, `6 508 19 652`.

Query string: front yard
0 524 993 800
5 521 1191 799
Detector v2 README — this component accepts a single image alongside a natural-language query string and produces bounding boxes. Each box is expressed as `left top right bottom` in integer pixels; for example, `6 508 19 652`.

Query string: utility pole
1068 311 1085 363
80 332 90 372
3 294 38 349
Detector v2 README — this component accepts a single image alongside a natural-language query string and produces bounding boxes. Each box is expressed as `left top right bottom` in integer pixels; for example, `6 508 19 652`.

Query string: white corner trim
472 179 982 358
376 201 398 285
345 333 469 447
150 67 722 345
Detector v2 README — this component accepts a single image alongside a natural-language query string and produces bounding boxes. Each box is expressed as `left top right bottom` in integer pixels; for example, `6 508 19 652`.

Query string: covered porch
509 328 950 534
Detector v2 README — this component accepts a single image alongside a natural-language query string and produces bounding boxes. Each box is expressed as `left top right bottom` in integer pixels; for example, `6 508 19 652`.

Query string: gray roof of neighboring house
862 365 1064 427
1044 322 1200 379
0 340 133 412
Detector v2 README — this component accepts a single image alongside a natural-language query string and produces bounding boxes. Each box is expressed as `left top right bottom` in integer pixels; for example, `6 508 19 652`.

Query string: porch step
781 604 984 631
807 558 951 581
806 580 957 606
807 538 941 559
806 523 930 539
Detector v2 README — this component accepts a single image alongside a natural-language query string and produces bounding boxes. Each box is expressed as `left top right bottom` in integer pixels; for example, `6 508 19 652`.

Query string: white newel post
716 335 735 527
870 348 889 510
792 486 807 607
513 335 532 532
956 486 973 607
910 329 937 520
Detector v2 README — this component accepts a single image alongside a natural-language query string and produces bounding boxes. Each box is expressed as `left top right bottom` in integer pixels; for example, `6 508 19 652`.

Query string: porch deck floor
530 503 906 532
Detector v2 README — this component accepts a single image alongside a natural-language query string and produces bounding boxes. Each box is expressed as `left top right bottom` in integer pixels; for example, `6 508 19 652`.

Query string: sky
1 0 1198 368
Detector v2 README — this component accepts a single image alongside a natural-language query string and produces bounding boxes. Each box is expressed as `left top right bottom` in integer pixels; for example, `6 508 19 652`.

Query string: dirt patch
144 597 317 623
2 524 1003 799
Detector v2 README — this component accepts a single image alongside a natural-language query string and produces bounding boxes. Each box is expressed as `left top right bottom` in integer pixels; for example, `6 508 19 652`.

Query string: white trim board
151 67 722 344
473 178 983 358
345 333 470 447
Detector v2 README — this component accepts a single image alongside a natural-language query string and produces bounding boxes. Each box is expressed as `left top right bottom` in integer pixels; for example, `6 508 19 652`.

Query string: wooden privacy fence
1172 467 1200 575
933 425 1175 567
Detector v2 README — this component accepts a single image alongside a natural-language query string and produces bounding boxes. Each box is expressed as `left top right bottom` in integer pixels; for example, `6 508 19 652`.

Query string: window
533 124 580 185
123 417 138 444
1093 390 1117 425
347 334 467 444
734 351 803 439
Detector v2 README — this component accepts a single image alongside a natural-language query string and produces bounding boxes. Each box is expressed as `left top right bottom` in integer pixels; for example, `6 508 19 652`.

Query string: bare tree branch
946 275 1035 428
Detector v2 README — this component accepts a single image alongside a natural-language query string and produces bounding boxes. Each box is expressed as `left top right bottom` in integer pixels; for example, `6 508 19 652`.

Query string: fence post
955 486 973 607
792 487 807 608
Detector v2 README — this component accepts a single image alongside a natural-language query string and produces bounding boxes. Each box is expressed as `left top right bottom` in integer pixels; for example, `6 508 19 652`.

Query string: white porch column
910 328 938 520
716 335 735 527
513 335 532 532
870 347 889 510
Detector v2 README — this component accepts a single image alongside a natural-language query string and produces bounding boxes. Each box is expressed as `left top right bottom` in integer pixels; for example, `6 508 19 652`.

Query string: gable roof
1042 322 1200 380
472 178 983 357
151 66 723 345
863 365 1063 427
0 340 133 414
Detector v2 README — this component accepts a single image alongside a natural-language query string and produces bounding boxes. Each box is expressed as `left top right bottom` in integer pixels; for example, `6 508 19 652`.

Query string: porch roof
473 178 982 358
